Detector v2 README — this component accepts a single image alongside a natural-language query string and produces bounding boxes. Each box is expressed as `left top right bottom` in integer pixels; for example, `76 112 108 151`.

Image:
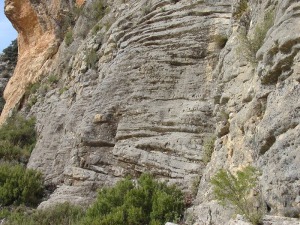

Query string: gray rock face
226 215 300 225
5 0 298 224
27 0 232 208
191 0 300 224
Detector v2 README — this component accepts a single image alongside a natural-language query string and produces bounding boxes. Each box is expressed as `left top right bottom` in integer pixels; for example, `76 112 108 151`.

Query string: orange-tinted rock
76 0 86 7
1 0 59 123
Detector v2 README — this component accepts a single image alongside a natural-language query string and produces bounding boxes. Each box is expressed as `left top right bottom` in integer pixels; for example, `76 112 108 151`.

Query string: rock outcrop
2 0 78 122
2 0 300 224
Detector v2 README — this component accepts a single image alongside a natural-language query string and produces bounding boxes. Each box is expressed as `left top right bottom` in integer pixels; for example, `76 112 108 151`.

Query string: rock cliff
1 0 299 224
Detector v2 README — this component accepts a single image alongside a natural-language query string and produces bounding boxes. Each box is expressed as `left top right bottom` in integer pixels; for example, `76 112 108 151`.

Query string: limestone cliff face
2 0 300 224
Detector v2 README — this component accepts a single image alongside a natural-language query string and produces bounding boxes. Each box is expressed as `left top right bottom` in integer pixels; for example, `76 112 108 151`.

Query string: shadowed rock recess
1 0 299 224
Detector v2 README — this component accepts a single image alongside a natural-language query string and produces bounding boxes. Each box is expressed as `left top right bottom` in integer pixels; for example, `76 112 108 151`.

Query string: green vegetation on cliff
82 173 184 225
211 166 265 225
0 113 36 164
1 174 185 225
0 113 44 208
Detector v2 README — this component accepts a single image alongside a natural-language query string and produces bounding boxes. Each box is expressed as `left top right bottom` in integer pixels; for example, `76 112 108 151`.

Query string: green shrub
0 141 29 164
86 49 98 69
239 10 274 64
0 174 184 224
92 24 102 35
211 166 265 225
60 5 82 35
25 83 40 99
214 34 228 49
26 96 38 109
81 173 184 225
233 0 248 19
91 0 108 21
0 162 43 206
250 10 274 54
0 113 36 163
142 4 152 15
47 75 59 85
202 136 216 164
1 202 84 225
59 87 69 95
191 175 201 197
39 84 50 96
65 30 74 46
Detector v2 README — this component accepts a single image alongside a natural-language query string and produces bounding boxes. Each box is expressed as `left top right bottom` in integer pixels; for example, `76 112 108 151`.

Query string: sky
0 0 17 53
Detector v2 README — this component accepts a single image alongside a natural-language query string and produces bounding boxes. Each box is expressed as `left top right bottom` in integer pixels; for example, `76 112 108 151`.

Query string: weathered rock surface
227 215 300 225
1 0 300 224
191 0 300 223
20 0 232 203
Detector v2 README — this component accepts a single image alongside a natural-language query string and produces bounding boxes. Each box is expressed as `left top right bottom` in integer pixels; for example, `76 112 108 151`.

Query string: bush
25 83 40 99
90 0 108 21
239 10 274 63
59 87 69 95
1 202 84 225
47 75 59 85
0 163 43 206
0 141 29 164
233 0 248 19
202 136 216 164
0 113 36 163
81 173 184 225
250 10 274 54
0 174 184 224
65 30 74 46
214 34 228 49
211 166 265 225
86 49 98 69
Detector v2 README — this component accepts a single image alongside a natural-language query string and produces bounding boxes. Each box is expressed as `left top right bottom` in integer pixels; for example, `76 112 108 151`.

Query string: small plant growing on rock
25 83 40 98
214 34 228 49
47 75 59 85
211 166 265 225
59 87 69 95
90 0 108 21
142 2 152 16
65 30 74 46
191 175 201 197
233 0 248 19
92 24 102 35
202 136 216 164
86 49 98 69
239 9 275 64
26 95 38 109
